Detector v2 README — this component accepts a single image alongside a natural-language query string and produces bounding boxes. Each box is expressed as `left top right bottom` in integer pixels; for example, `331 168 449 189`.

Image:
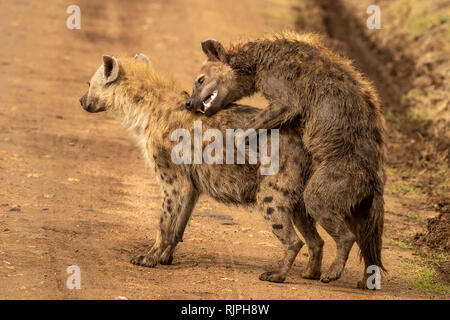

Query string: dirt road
0 0 446 299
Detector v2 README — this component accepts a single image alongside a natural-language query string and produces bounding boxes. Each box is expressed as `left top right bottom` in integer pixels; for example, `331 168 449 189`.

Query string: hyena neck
228 37 321 96
227 43 259 96
110 75 183 142
228 42 259 75
109 91 149 138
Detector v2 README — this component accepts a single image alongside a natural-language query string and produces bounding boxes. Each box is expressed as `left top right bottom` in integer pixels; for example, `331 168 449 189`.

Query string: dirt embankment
342 0 449 167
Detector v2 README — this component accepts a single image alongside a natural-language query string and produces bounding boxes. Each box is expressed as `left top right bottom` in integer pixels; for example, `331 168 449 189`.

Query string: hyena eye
197 76 205 85
87 81 91 86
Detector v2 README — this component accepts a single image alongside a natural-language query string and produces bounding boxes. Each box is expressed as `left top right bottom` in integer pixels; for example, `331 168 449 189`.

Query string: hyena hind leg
257 199 304 283
292 206 324 280
317 216 355 283
304 170 356 283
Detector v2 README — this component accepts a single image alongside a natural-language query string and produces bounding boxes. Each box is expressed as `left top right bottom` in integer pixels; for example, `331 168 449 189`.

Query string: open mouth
200 90 218 113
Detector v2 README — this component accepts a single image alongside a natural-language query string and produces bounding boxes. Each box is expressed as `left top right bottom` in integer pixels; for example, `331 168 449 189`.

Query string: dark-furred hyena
79 54 326 284
186 32 386 288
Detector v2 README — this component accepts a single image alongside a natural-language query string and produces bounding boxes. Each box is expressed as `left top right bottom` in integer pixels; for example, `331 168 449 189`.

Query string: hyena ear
201 39 228 63
134 53 150 64
102 55 120 84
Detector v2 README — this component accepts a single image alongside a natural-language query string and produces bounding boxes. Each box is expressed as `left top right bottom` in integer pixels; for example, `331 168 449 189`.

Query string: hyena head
80 54 151 113
185 39 252 116
79 55 123 113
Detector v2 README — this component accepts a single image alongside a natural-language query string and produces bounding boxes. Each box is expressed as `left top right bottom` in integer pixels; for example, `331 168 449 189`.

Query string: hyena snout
185 98 193 110
79 93 89 111
80 93 105 113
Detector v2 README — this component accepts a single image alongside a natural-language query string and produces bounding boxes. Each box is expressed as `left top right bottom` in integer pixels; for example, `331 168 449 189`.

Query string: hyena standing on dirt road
79 54 328 285
186 32 387 288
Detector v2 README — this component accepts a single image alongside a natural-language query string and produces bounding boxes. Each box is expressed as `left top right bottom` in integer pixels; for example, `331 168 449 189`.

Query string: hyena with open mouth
186 32 387 288
79 54 325 284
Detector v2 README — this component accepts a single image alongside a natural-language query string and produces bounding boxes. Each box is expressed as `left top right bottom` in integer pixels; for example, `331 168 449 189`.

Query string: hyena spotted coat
79 55 326 284
186 32 387 287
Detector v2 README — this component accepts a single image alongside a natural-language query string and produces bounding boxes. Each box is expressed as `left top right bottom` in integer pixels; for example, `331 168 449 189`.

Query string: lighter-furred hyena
186 32 386 288
79 54 326 284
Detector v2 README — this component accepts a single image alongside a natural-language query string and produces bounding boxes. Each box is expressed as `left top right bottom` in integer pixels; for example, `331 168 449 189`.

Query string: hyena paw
259 271 286 283
356 279 372 290
159 246 174 265
320 269 342 283
159 254 174 265
301 268 321 280
130 254 158 268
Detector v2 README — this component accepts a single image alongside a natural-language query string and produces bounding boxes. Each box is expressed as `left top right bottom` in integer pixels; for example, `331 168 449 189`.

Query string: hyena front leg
159 187 199 265
246 100 298 130
257 194 304 283
131 182 199 268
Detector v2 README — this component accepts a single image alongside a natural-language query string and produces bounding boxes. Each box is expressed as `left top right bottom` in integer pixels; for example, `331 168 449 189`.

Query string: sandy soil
0 0 447 299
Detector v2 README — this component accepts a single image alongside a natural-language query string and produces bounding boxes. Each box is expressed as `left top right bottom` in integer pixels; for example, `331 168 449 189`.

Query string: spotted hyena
185 32 387 288
79 54 325 284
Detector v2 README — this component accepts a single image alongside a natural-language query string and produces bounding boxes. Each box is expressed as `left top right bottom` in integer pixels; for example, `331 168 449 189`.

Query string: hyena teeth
202 90 218 111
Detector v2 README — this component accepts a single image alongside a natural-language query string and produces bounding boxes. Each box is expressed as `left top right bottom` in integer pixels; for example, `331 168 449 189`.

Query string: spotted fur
80 55 325 284
187 32 387 288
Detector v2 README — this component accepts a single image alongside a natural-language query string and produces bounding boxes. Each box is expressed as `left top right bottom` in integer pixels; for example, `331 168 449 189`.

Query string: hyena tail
353 192 386 272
